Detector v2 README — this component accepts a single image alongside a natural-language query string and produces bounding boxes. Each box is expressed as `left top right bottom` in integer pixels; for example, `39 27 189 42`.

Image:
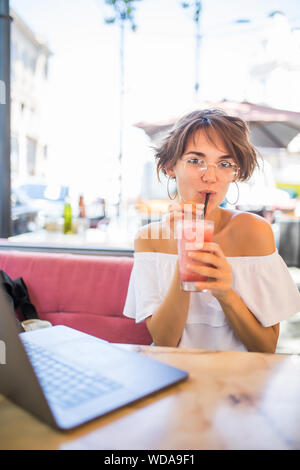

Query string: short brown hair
155 108 260 182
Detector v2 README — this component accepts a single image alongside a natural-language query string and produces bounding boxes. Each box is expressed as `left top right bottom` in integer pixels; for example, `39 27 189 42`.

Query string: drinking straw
203 193 210 218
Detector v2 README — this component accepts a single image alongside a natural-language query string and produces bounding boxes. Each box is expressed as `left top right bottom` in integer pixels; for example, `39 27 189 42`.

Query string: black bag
0 270 38 332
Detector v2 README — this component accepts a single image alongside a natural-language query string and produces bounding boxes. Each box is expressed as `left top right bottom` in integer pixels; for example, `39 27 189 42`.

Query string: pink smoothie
177 220 214 283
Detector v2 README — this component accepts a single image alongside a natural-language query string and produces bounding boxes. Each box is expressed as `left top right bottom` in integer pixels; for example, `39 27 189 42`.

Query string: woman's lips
198 191 216 203
199 190 217 194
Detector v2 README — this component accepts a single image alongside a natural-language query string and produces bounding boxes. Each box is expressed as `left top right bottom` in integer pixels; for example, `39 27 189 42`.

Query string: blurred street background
3 0 300 352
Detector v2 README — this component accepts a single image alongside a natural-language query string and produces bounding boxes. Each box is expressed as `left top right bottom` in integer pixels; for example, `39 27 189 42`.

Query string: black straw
203 193 210 218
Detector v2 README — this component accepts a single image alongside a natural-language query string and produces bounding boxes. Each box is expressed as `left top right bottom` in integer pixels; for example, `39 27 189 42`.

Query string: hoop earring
225 181 239 205
167 176 177 200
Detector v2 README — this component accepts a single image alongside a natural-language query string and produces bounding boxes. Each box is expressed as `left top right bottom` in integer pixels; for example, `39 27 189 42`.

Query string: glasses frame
182 157 240 181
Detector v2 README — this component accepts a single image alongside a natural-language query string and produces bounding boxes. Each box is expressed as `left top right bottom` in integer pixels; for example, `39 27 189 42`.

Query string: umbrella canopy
135 100 300 149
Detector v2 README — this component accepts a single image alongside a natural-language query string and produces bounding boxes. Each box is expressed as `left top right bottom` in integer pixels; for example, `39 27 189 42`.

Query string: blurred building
248 11 300 111
10 8 52 181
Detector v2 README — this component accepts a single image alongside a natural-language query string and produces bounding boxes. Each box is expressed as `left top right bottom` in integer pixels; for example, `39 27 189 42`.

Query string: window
29 55 37 74
26 137 37 176
11 135 20 177
3 1 299 259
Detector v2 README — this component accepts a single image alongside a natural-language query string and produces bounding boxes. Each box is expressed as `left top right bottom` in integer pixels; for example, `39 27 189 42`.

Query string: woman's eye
188 159 202 165
219 161 233 168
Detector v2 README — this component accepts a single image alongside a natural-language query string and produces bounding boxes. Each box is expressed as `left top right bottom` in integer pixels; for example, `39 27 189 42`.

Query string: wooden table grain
1 345 300 450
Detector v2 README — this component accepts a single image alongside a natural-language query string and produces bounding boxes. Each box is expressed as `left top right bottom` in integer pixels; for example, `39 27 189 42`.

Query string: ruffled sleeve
123 253 162 323
229 250 300 327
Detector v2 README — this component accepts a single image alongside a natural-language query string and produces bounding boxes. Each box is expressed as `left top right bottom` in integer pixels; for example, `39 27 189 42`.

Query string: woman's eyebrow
183 151 232 159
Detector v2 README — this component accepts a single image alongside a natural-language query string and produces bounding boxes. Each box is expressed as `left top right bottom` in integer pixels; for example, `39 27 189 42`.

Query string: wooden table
1 345 300 450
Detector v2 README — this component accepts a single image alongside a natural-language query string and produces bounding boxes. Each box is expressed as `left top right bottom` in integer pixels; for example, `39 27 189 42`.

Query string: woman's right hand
164 201 204 236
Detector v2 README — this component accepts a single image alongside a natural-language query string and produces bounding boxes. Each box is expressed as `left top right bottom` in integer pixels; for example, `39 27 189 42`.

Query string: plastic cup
176 219 214 292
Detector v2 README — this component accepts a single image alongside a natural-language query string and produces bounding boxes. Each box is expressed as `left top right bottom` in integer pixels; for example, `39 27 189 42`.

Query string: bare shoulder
230 211 276 256
134 221 161 253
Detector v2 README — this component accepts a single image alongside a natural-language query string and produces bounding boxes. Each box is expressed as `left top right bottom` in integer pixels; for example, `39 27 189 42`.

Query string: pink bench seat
0 250 152 345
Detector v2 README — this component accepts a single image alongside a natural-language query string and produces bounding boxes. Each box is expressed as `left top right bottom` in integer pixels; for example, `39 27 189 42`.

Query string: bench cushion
0 250 152 345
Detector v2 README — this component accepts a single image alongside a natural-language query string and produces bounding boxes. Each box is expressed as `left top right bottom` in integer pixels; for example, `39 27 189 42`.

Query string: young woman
123 109 300 352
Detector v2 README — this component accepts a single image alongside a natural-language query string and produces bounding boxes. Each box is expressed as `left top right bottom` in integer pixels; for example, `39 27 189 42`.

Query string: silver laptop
0 284 188 430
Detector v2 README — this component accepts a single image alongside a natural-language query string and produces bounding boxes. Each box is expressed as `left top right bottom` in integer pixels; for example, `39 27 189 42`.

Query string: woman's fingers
194 281 220 290
180 201 204 217
194 242 226 259
168 202 182 212
168 202 204 221
185 242 233 297
187 263 222 279
188 250 218 262
187 251 227 271
165 202 206 237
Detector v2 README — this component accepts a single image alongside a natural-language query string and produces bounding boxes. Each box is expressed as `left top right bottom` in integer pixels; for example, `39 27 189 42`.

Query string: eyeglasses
182 158 239 181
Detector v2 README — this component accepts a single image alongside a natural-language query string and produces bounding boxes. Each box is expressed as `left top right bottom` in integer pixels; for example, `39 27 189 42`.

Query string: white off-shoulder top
123 250 300 351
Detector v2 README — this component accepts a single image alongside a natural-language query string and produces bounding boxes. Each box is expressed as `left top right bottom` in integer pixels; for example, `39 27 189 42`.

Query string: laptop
0 284 188 430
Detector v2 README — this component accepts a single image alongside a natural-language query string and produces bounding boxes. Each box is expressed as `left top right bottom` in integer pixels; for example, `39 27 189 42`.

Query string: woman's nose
201 165 217 182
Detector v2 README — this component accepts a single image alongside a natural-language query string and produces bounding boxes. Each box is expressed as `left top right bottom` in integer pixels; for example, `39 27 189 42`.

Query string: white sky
10 0 300 201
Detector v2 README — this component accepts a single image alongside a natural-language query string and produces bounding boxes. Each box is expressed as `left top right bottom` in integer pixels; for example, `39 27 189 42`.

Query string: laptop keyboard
22 340 122 410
